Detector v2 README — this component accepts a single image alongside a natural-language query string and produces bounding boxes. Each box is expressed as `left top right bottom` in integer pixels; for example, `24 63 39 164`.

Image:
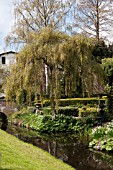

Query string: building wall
0 52 16 71
0 52 17 98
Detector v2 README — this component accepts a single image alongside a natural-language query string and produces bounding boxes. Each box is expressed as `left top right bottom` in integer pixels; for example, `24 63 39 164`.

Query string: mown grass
0 130 75 170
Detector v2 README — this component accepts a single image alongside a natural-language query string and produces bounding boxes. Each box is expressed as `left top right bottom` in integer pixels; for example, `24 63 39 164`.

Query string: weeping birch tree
60 34 104 97
74 35 104 97
6 28 69 117
6 46 44 105
6 28 104 116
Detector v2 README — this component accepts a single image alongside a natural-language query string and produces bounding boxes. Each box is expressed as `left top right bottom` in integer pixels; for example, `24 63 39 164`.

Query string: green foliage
43 106 79 117
89 121 113 151
44 98 106 107
57 107 79 116
79 106 98 117
5 28 104 117
89 138 113 151
6 28 69 117
101 58 113 115
105 122 113 137
91 126 105 139
92 41 111 63
101 58 113 77
0 69 9 93
79 105 108 120
42 107 51 115
82 116 94 126
11 110 96 133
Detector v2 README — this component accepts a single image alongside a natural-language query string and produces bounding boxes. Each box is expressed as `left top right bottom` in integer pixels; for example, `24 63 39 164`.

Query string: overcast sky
0 0 14 53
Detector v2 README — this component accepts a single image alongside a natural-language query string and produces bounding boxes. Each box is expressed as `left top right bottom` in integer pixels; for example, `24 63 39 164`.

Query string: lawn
0 129 75 170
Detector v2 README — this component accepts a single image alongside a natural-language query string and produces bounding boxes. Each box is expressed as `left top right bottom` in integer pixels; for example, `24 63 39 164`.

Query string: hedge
43 97 106 107
43 106 79 117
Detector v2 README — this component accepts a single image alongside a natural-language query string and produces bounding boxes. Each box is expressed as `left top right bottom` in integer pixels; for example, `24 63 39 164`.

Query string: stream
2 124 113 170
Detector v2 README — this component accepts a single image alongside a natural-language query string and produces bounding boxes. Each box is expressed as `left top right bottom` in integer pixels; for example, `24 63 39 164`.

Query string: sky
0 0 14 53
0 0 113 54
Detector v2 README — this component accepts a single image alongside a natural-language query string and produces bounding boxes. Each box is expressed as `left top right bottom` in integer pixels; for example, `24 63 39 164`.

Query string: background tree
73 0 113 43
6 0 72 46
101 58 113 115
92 40 112 63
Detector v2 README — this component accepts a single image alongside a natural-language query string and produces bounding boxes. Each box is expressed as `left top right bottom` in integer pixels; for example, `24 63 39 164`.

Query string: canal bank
1 101 113 170
4 124 113 170
0 129 75 170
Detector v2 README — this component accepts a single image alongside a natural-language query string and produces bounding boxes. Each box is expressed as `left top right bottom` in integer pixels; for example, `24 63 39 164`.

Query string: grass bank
0 129 75 170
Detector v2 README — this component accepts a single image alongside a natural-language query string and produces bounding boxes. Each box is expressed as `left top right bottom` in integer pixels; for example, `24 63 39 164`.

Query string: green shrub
79 106 98 117
43 98 106 107
43 106 79 117
91 126 105 139
11 112 96 133
43 107 51 114
105 122 113 137
89 138 113 151
89 122 113 151
57 107 79 116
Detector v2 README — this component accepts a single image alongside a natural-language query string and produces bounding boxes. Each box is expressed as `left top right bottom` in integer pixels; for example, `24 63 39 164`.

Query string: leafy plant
11 110 95 133
89 122 113 151
91 126 105 139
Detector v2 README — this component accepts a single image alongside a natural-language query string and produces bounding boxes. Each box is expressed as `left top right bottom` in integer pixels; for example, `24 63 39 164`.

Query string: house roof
0 51 18 57
0 93 5 99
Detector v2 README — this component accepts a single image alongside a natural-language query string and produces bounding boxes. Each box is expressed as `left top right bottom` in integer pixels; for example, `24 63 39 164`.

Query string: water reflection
4 125 113 170
0 112 8 131
1 123 7 131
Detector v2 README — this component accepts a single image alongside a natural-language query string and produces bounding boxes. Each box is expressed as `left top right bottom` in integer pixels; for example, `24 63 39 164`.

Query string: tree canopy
5 28 104 116
6 0 73 46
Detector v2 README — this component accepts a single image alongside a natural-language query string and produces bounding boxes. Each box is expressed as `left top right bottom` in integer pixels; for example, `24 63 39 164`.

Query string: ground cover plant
0 129 75 170
89 121 113 151
10 106 97 133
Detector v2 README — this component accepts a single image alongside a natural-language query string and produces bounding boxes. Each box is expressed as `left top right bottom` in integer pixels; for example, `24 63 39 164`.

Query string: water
4 124 113 170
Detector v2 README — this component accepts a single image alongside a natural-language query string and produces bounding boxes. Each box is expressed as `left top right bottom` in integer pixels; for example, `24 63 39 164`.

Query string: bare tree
73 0 113 42
6 0 73 45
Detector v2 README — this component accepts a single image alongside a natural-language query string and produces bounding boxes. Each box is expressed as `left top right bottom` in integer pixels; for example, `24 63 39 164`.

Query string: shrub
43 98 106 107
57 107 79 116
91 126 105 139
79 106 98 117
11 111 96 133
105 122 113 137
43 106 79 117
89 122 113 151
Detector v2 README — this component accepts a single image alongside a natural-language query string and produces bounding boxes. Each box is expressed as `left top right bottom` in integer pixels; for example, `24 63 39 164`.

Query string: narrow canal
3 124 113 170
